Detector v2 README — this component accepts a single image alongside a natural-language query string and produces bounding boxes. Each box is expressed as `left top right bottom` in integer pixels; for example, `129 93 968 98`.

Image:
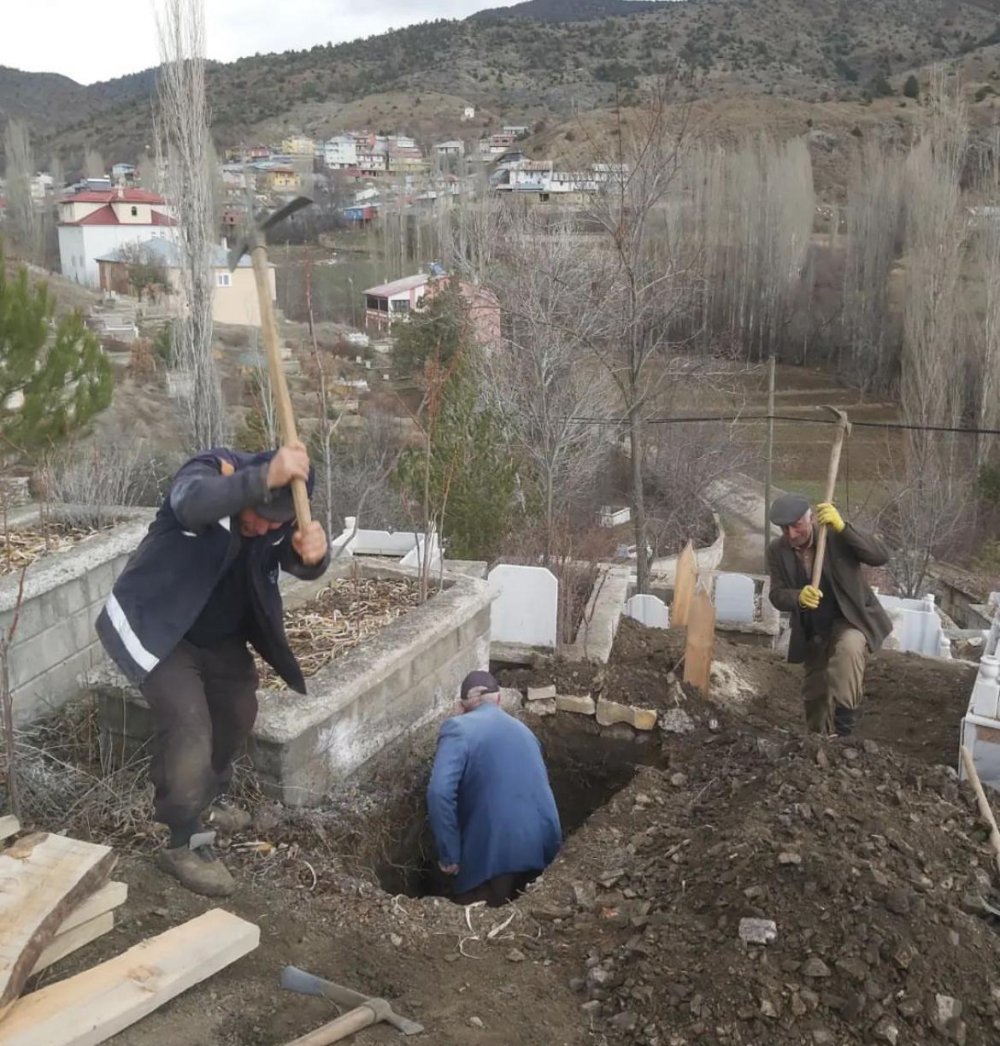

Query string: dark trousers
140 638 259 836
454 871 538 908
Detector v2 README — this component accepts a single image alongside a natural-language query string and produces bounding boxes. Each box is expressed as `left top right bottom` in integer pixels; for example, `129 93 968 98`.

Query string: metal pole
763 355 775 572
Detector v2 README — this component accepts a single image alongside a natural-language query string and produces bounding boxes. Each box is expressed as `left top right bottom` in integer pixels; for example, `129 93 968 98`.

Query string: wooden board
672 541 698 628
0 816 20 843
55 882 127 938
32 913 115 976
0 833 116 1012
683 585 716 693
0 909 260 1046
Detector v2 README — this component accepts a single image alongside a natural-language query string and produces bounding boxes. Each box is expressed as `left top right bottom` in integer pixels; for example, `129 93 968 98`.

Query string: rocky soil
21 619 995 1045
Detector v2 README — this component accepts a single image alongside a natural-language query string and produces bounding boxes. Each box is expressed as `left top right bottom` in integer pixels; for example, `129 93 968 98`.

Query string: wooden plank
672 541 698 628
0 909 260 1046
32 913 115 976
0 816 20 843
683 585 716 693
55 883 128 938
0 833 116 1012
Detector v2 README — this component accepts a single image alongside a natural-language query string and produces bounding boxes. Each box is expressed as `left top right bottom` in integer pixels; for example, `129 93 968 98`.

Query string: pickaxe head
821 405 852 436
227 195 313 272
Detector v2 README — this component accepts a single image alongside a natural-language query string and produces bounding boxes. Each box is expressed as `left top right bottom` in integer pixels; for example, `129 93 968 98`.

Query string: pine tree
903 75 920 100
0 242 113 455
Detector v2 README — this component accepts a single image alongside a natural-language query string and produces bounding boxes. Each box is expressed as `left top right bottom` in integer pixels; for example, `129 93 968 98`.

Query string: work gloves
798 584 823 610
816 502 845 533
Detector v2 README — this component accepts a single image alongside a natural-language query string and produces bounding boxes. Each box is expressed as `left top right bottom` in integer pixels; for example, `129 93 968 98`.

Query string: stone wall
0 507 153 724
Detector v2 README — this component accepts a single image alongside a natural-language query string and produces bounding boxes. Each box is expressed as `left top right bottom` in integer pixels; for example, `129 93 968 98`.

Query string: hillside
3 0 1000 176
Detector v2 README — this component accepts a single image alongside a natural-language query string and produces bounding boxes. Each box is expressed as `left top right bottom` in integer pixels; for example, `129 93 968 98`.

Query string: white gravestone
488 565 558 649
715 573 755 625
623 594 670 629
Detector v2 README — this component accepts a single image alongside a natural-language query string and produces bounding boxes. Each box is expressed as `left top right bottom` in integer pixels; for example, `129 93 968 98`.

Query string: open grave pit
239 705 664 906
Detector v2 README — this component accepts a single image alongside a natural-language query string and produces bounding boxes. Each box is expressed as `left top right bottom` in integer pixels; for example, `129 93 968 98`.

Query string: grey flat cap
769 493 811 527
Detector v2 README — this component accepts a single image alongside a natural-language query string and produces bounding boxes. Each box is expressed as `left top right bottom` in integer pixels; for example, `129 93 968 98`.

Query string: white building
57 188 176 287
323 134 358 169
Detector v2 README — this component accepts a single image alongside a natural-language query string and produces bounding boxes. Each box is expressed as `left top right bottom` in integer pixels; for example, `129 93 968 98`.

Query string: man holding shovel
97 441 328 896
767 494 892 737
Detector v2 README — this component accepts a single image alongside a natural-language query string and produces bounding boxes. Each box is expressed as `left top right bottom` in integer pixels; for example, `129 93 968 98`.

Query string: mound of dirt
499 618 978 768
534 731 1000 1044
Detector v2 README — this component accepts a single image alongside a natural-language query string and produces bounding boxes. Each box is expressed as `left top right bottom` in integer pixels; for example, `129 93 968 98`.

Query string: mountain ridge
2 0 1000 172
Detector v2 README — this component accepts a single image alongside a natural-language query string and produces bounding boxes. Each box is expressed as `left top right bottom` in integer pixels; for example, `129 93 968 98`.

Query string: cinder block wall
0 510 153 724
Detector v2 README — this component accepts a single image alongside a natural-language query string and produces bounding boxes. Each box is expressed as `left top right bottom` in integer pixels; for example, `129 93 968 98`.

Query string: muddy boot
204 802 252 834
833 705 859 738
156 836 235 897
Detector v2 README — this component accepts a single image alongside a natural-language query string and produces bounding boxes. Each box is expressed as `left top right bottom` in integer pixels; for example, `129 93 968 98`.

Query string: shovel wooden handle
810 420 848 590
250 243 311 528
960 745 1000 880
284 999 392 1045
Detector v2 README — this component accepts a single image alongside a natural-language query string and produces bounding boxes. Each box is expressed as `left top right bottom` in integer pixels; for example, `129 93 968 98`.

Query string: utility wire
562 413 1000 436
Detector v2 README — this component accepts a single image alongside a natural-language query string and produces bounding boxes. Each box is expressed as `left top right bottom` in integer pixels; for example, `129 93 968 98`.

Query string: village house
434 140 465 157
362 270 501 350
96 238 276 328
280 135 316 157
252 163 300 193
323 134 358 169
502 124 530 137
57 187 176 287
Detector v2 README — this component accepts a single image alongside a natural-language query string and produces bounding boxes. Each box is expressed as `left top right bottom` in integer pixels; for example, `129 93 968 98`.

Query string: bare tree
156 0 225 450
3 120 41 264
971 127 1000 470
842 141 904 391
83 148 106 180
682 135 815 362
481 210 611 565
580 88 702 593
900 69 967 479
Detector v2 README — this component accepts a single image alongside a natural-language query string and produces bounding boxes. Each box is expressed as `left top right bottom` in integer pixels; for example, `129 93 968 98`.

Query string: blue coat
427 704 561 894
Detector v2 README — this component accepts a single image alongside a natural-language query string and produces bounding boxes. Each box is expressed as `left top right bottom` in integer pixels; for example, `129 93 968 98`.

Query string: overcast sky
2 1 525 85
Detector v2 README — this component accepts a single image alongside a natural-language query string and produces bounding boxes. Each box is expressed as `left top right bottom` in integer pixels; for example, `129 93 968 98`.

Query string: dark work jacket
95 448 329 693
767 522 893 664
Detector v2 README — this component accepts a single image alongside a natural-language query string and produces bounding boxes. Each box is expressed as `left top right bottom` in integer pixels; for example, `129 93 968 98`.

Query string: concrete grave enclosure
97 560 494 806
0 505 154 724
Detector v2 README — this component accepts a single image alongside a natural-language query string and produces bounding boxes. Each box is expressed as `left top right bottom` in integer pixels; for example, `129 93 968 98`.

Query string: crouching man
427 672 562 907
767 494 891 737
96 442 329 896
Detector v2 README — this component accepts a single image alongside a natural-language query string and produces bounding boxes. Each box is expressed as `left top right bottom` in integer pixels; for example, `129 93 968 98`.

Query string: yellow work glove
798 585 823 610
816 502 846 533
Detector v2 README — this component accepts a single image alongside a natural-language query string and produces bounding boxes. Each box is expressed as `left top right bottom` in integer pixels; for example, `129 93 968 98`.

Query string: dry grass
259 574 422 685
0 521 115 577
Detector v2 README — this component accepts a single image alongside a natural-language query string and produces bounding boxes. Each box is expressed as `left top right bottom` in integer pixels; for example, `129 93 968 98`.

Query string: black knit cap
769 493 811 527
460 671 500 700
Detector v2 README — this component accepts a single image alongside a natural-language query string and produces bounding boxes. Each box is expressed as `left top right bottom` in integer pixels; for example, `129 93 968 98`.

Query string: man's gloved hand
798 585 823 610
815 502 845 533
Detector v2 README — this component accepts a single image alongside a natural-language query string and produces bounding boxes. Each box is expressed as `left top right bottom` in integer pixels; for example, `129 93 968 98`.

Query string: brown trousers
140 638 259 834
801 620 868 735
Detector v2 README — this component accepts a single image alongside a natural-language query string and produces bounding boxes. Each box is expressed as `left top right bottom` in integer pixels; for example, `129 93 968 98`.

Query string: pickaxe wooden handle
230 196 314 528
811 406 851 589
284 998 393 1045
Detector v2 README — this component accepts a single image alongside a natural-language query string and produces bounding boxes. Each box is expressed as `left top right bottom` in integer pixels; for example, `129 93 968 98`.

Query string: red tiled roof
61 188 166 205
64 204 177 227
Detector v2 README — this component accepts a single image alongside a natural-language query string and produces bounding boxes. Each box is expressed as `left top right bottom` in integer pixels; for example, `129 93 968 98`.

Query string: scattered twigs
1 564 28 817
258 577 421 686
